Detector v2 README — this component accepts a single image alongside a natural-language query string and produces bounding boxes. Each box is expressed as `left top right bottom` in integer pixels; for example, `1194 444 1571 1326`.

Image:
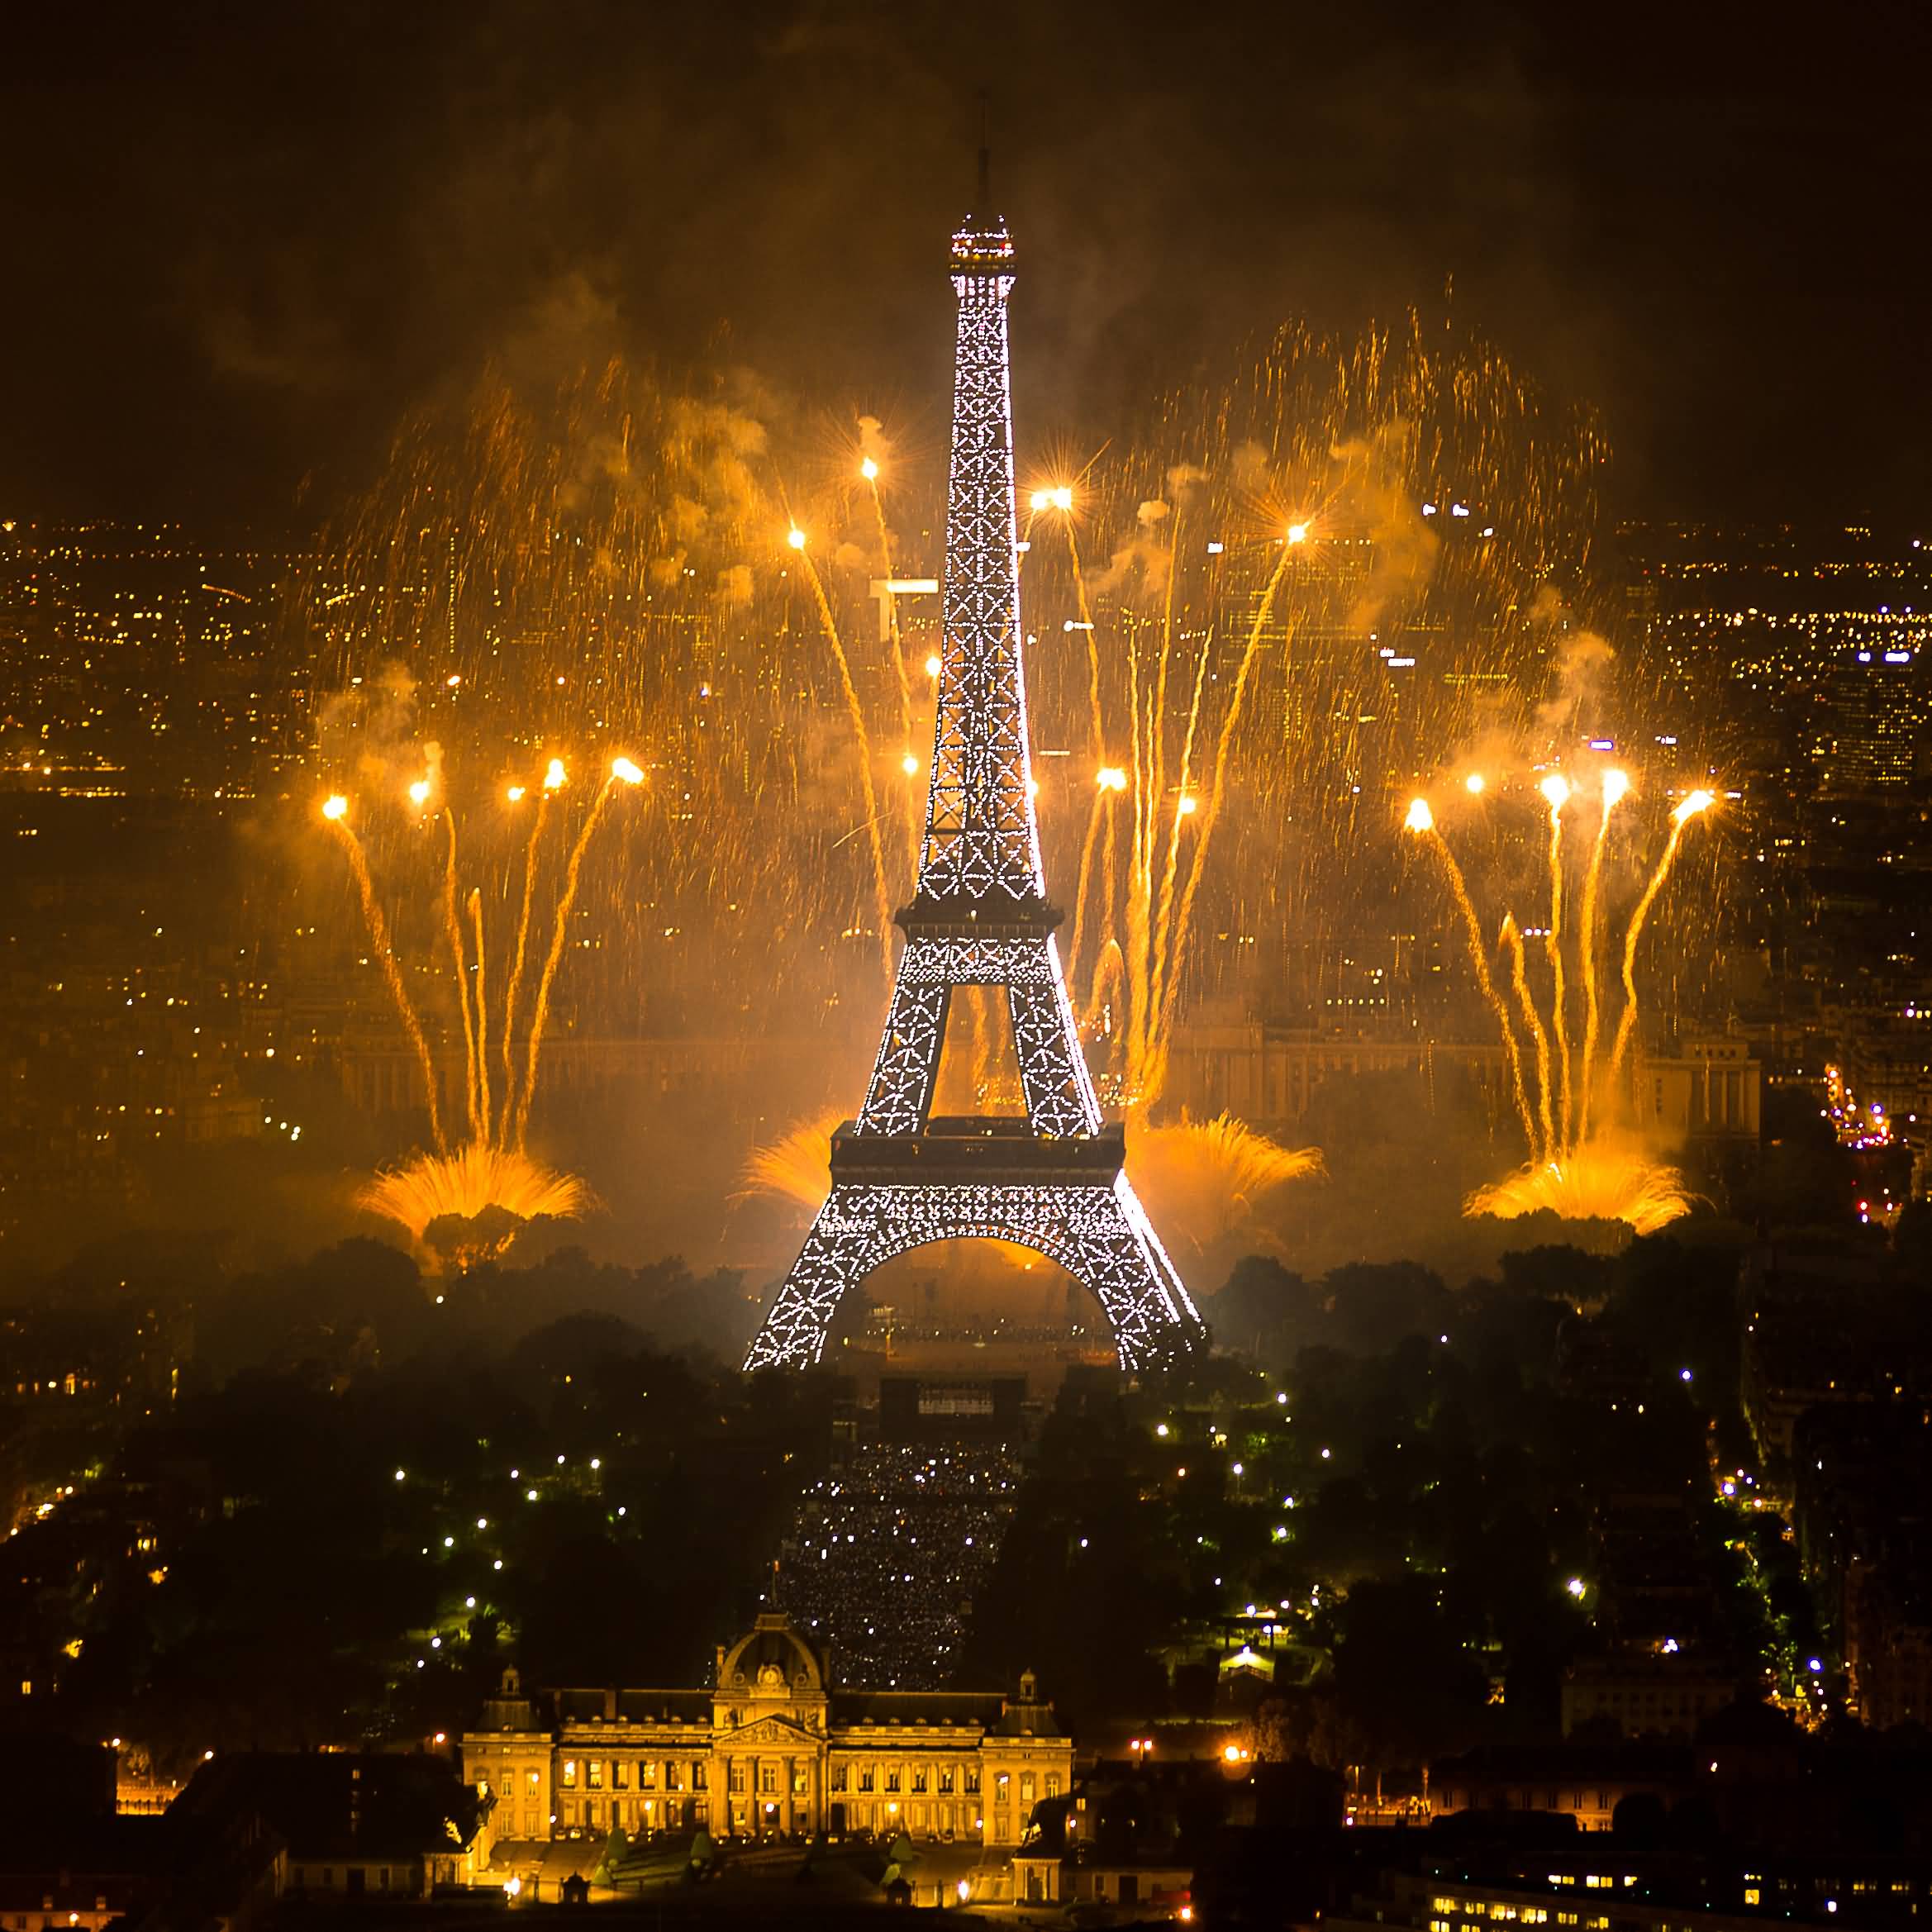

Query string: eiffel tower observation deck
742 159 1206 1375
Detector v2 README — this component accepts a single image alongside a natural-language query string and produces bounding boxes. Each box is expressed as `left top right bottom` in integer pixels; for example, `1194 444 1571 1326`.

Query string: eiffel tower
743 157 1206 1376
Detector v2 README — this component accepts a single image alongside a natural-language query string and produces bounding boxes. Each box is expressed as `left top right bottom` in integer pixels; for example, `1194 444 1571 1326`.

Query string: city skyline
8 9 1932 1924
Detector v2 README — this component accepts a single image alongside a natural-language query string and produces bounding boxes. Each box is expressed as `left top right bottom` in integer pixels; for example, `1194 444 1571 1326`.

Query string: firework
1406 773 1715 1234
357 1143 591 1268
322 754 643 1263
1127 1113 1324 1254
736 1109 845 1216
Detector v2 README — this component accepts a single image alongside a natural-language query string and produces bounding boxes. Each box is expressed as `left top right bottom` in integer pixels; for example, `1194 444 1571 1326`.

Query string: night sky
2 0 1925 530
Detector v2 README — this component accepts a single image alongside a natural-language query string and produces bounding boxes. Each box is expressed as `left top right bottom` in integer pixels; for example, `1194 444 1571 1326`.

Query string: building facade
462 1612 1073 1849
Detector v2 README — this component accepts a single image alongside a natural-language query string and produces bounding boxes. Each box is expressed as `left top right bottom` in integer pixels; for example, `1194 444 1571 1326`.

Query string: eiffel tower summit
743 157 1207 1376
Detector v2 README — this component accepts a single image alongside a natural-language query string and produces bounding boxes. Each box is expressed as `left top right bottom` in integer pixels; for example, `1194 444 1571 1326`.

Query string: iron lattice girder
854 930 1099 1140
741 215 1204 1376
740 1175 1203 1375
917 265 1045 903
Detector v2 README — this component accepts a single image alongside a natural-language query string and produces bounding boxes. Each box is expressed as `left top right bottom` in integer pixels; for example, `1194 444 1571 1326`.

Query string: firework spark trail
498 786 550 1140
1068 787 1107 996
865 474 921 873
797 544 895 992
1609 791 1714 1086
1060 517 1110 1000
516 776 617 1147
1065 521 1105 760
1149 604 1216 1036
1575 770 1627 1146
1150 499 1183 831
1540 778 1573 1156
441 807 482 1140
327 813 446 1154
865 476 914 751
1085 936 1128 1048
968 983 992 1105
1124 599 1154 1086
1408 802 1537 1155
469 887 491 1138
1152 543 1297 1101
1501 914 1556 1161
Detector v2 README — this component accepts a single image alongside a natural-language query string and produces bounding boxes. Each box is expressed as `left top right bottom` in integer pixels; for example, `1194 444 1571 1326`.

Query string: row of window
833 1763 984 1796
561 1758 707 1792
552 1755 1052 1801
1439 1791 1621 1814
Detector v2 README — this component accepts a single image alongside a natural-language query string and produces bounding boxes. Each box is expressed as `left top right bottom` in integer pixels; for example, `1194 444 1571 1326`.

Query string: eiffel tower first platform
742 172 1207 1376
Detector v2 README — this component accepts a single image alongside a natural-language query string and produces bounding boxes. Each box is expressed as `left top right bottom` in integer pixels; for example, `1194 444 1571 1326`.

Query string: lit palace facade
462 1613 1073 1848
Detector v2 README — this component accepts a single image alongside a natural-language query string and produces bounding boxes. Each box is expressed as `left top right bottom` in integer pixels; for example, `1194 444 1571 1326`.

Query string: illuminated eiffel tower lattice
743 167 1205 1375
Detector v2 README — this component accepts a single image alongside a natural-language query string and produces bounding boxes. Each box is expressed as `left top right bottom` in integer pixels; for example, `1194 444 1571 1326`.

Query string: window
939 1768 954 1794
912 1768 928 1793
965 1768 981 1795
792 1768 808 1796
759 1764 778 1795
588 1760 604 1790
729 1763 746 1794
1021 1774 1035 1803
666 1763 683 1792
614 1760 630 1790
562 1760 578 1789
859 1768 875 1792
526 1769 540 1794
641 1761 658 1790
1046 1775 1060 1799
831 1765 849 1792
693 1763 707 1792
886 1769 902 1794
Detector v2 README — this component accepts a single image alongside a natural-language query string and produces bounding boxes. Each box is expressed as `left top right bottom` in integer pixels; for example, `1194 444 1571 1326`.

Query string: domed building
463 1611 1072 1849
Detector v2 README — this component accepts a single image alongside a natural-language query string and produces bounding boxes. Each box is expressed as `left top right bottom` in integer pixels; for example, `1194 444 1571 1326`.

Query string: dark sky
2 0 1926 530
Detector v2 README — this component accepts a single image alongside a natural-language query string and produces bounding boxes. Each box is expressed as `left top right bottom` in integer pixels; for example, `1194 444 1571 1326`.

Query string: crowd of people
778 1441 1021 1688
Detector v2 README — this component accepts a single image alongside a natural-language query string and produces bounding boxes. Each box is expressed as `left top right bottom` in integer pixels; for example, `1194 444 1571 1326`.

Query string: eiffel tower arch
743 164 1206 1376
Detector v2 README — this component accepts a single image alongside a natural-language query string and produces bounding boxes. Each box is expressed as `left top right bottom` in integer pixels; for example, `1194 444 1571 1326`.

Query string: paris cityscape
5 2 1932 1926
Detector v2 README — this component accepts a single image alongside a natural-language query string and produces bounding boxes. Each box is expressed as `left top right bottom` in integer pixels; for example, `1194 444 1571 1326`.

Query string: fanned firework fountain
322 754 645 1265
1405 771 1715 1236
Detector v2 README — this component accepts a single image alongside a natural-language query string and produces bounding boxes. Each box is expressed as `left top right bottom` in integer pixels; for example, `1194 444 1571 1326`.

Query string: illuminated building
1815 647 1925 796
460 1613 1072 1847
742 165 1202 1373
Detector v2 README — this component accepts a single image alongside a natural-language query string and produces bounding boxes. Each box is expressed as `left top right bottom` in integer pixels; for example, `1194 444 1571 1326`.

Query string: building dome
716 1611 826 1695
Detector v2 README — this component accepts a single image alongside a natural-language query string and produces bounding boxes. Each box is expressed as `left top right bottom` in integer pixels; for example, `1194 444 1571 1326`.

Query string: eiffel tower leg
854 942 953 1135
1060 1174 1207 1373
742 1186 894 1371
